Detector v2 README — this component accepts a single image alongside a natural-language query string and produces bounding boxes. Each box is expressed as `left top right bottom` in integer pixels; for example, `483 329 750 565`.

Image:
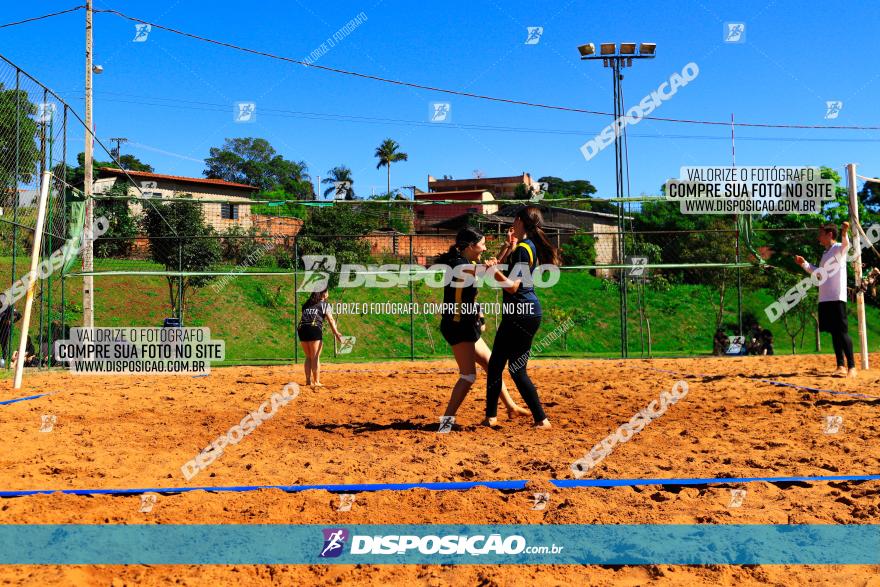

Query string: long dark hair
302 288 327 312
436 227 484 265
516 206 562 266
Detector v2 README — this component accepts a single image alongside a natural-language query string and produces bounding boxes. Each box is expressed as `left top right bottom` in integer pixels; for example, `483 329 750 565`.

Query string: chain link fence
0 55 875 368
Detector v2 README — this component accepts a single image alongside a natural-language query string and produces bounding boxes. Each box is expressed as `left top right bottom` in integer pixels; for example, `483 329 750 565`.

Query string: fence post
409 234 414 361
177 236 183 324
736 216 743 336
293 236 298 365
59 105 68 364
8 68 20 369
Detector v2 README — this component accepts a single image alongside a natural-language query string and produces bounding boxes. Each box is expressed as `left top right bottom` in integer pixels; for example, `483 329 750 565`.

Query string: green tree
219 224 270 265
321 165 355 199
859 180 880 215
374 138 408 196
296 205 377 271
537 176 597 199
561 230 596 267
204 137 312 198
141 196 221 316
94 181 138 258
0 85 39 188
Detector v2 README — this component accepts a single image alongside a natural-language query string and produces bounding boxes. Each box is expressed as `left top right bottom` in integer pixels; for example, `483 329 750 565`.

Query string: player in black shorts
485 206 561 429
437 227 530 427
297 288 343 387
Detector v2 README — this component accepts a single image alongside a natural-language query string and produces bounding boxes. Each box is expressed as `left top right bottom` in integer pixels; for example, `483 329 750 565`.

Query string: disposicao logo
320 528 349 558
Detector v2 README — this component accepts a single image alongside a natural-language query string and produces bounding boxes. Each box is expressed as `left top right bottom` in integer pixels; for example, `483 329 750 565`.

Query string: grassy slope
3 258 878 364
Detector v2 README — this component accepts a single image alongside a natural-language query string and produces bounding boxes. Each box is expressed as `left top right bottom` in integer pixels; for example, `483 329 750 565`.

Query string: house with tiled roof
93 167 261 232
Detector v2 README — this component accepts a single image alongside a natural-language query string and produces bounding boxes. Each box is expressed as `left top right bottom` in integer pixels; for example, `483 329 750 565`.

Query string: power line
5 6 879 132
0 5 85 29
93 7 880 131
63 91 880 143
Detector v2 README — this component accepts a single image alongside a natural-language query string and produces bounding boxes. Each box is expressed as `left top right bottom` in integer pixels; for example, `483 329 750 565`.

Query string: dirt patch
1 355 878 584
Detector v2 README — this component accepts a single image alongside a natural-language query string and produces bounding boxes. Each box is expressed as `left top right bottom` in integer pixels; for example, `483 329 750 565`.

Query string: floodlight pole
580 47 655 359
83 0 95 329
611 57 628 359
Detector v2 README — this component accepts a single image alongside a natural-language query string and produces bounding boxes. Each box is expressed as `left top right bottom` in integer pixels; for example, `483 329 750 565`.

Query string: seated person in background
760 328 774 356
746 324 764 355
713 328 728 356
11 335 37 370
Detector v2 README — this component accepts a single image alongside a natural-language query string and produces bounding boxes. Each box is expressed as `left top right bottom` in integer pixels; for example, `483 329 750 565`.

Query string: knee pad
459 373 476 384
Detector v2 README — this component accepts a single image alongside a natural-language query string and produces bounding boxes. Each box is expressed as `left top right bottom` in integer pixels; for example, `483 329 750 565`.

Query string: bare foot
507 405 531 418
481 417 499 427
847 368 858 379
834 366 847 378
313 382 325 388
535 419 552 430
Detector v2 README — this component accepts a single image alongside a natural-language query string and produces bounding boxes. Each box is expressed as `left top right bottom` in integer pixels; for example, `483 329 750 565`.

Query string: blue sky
2 0 878 198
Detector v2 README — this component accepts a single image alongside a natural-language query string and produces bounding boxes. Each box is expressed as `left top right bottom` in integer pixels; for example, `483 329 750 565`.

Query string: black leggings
486 315 546 423
831 330 855 369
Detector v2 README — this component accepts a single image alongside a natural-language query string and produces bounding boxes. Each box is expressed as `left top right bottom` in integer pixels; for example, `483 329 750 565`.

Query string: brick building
413 189 498 232
426 172 535 199
93 168 259 233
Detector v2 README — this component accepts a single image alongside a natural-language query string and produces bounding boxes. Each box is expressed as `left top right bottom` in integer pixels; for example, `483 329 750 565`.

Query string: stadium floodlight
577 43 595 57
577 41 656 358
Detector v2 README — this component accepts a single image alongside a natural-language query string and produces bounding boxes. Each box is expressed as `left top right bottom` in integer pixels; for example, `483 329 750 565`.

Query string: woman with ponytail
297 288 343 387
484 205 560 429
436 227 530 428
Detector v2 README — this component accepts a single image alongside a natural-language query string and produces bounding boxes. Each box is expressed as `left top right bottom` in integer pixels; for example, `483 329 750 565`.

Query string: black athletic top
299 300 331 330
441 254 479 325
502 239 541 317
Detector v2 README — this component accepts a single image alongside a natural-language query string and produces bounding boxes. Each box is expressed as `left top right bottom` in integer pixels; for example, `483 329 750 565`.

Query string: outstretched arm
326 312 342 341
793 254 816 274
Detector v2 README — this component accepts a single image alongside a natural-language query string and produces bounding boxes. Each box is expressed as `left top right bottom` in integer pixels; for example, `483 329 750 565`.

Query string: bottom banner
0 524 878 565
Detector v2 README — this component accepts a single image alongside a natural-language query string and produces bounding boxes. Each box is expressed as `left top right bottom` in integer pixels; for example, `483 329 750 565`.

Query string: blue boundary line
639 365 880 400
4 474 880 497
553 474 880 488
0 393 48 406
0 480 529 498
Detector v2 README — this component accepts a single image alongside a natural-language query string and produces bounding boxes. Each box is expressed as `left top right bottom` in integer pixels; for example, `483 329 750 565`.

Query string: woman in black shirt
297 288 343 387
485 206 561 429
437 227 529 427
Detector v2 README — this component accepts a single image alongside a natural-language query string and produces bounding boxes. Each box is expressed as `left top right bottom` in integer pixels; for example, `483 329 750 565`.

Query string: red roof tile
98 167 259 190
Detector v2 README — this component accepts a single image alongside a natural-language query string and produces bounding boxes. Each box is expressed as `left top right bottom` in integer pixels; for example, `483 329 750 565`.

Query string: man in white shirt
793 222 855 378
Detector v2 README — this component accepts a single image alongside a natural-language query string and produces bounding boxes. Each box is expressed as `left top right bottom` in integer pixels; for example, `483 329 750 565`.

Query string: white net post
13 171 53 389
846 163 869 370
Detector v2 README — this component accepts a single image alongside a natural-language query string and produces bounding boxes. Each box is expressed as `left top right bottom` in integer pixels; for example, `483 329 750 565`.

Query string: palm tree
374 138 408 197
321 165 355 199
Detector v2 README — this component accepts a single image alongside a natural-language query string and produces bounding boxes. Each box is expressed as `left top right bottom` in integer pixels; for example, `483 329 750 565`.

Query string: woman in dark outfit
437 227 530 426
297 288 343 387
485 206 561 429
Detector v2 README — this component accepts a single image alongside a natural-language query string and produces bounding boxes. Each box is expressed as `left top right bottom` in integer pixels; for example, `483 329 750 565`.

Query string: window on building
220 203 239 220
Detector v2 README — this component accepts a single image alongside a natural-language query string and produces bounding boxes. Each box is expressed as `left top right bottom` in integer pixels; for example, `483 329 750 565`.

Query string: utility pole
83 0 94 328
109 137 127 162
